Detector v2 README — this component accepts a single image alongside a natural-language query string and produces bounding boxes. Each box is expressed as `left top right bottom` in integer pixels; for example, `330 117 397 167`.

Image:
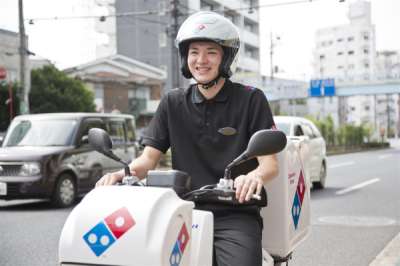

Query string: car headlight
19 162 41 176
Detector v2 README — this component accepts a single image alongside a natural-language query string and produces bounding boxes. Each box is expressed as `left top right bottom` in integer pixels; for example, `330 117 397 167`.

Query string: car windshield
3 119 77 147
275 122 291 136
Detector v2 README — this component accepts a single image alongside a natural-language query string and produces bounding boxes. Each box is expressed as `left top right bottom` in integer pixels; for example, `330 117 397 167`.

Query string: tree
29 65 96 113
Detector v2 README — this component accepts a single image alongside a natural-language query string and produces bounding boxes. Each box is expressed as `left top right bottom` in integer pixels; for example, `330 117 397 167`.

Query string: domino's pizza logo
169 223 190 266
291 170 306 229
83 206 136 256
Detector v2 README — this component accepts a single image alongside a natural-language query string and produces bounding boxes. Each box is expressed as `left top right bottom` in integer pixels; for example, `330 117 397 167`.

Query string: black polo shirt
141 79 275 190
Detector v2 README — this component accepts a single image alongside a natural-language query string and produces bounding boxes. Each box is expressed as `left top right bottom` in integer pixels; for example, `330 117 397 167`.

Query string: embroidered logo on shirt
218 127 237 136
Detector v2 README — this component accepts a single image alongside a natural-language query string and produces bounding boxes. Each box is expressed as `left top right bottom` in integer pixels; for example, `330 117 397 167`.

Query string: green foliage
307 115 373 150
29 65 96 113
0 82 20 131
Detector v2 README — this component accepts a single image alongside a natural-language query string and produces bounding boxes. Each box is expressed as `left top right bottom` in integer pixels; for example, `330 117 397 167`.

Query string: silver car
274 116 327 189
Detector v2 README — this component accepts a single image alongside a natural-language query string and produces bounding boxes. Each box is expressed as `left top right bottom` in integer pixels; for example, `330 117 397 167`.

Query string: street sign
0 67 6 80
309 79 322 97
309 79 336 97
323 78 336 96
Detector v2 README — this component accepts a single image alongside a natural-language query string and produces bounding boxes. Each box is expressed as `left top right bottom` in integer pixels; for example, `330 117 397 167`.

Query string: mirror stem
223 167 232 180
124 165 130 177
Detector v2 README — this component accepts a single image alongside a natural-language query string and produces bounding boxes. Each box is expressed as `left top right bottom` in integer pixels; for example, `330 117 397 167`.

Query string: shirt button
205 122 210 126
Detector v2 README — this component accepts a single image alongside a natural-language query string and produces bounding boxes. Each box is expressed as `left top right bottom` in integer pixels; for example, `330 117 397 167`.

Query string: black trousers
211 210 263 266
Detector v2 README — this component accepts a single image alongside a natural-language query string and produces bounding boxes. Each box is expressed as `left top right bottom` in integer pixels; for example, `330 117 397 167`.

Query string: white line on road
378 154 393 160
329 161 355 168
336 178 380 195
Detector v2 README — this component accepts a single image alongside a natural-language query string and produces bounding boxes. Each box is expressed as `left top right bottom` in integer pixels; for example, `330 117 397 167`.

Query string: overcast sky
0 0 399 81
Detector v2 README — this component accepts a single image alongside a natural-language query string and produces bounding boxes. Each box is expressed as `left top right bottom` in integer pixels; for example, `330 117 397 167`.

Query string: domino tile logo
169 223 190 266
83 206 136 256
291 170 306 229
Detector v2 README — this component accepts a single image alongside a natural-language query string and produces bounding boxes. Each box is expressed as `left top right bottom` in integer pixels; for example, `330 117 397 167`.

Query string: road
0 145 399 266
291 144 400 266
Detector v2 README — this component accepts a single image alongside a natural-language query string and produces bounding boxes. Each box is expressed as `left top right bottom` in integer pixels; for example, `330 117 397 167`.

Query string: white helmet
175 11 240 79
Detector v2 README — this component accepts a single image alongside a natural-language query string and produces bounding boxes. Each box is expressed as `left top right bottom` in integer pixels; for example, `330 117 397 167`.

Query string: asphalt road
0 145 399 266
290 145 400 266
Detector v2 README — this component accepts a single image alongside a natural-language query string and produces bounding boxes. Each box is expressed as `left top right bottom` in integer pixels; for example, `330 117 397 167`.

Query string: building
310 0 399 137
64 54 166 128
313 0 375 83
375 50 400 81
0 28 29 83
261 76 308 117
115 0 262 91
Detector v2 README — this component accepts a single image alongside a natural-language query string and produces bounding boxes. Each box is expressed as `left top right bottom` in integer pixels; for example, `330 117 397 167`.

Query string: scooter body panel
59 186 194 266
261 139 311 258
190 210 214 266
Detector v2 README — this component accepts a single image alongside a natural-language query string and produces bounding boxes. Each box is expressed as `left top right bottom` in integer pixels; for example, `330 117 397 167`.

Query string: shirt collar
191 79 231 104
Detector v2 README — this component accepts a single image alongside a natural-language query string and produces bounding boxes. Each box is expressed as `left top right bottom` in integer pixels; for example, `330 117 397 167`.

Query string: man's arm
234 154 279 203
96 146 162 186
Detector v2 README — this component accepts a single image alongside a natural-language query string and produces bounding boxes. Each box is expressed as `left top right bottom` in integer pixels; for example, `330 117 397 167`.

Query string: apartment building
116 0 262 91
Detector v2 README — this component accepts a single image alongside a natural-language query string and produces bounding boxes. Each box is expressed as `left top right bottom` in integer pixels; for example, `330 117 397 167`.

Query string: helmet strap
196 75 221 90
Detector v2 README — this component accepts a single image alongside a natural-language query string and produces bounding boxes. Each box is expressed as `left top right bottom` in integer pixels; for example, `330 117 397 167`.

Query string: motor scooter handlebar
183 187 267 207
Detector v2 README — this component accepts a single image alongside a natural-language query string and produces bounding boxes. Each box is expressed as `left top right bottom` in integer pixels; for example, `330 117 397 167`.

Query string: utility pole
269 32 280 80
18 0 29 114
270 32 274 80
170 0 180 89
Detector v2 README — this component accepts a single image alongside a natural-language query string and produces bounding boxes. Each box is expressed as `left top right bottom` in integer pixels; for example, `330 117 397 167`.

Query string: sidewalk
369 138 400 266
389 138 400 149
369 232 400 266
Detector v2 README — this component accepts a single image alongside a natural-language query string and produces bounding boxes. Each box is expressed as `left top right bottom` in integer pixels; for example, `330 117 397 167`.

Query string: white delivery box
261 138 311 259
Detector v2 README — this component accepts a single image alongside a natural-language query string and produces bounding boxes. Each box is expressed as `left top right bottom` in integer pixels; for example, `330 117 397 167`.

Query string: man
97 11 278 266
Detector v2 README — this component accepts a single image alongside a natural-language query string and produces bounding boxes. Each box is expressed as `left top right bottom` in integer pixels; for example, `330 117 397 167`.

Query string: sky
0 0 399 81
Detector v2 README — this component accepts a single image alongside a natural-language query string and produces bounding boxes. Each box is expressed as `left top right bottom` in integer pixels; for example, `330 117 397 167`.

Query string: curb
369 232 400 266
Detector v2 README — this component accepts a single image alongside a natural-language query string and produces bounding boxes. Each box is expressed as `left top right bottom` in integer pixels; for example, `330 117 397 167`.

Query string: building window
337 51 343 56
362 32 369 40
365 63 369 68
348 36 354 42
244 44 259 59
319 54 325 60
337 65 344 69
337 38 343 42
201 1 215 10
348 50 354 55
348 64 355 69
364 49 369 54
365 105 370 111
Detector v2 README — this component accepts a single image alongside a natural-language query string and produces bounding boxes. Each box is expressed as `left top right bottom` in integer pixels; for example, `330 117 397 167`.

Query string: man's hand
96 171 125 187
234 174 264 203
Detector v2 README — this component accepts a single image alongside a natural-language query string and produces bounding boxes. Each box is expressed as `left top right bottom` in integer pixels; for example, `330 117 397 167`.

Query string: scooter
59 128 310 266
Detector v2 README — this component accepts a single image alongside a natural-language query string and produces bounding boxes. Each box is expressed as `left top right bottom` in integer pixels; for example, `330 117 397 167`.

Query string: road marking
316 216 397 227
336 178 380 195
379 154 393 160
329 161 355 168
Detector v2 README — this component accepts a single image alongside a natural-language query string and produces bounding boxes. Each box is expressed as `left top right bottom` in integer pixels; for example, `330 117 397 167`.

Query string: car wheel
313 162 327 190
52 173 76 208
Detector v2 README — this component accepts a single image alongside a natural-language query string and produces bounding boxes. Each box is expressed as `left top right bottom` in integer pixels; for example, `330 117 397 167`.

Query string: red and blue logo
83 207 136 256
291 170 306 229
169 223 190 266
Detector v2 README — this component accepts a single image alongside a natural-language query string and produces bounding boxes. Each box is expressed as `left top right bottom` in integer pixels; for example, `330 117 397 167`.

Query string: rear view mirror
88 128 113 155
224 130 287 179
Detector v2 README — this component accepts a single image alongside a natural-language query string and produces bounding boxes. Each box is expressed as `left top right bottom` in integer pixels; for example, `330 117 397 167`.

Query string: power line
26 0 344 24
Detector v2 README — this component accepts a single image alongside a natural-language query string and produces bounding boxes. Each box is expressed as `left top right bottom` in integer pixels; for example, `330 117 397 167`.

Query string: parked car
0 113 137 207
274 116 327 189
